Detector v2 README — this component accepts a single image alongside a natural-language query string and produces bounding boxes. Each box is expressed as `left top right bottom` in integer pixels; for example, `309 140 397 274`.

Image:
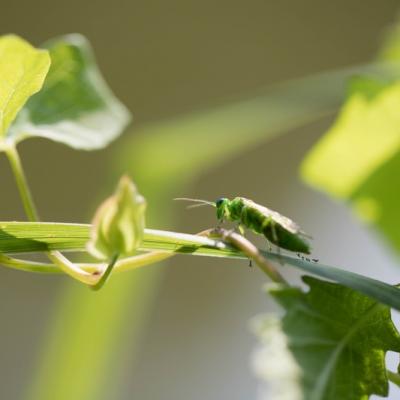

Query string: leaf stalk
4 145 100 286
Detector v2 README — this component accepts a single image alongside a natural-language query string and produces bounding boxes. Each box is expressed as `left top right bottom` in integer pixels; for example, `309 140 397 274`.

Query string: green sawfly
175 196 311 254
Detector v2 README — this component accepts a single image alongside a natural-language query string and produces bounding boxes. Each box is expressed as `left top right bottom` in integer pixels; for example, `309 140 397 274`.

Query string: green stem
0 251 173 275
115 251 172 272
91 253 120 291
204 228 288 284
4 144 99 285
5 145 39 222
0 253 64 274
46 250 97 285
387 370 400 387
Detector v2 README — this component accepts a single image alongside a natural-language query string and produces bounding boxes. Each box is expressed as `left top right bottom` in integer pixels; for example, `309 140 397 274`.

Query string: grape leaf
0 35 50 138
300 21 400 251
253 276 400 400
8 34 131 150
301 77 400 201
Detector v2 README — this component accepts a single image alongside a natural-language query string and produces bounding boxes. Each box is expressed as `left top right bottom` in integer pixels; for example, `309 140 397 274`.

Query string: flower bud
87 176 146 259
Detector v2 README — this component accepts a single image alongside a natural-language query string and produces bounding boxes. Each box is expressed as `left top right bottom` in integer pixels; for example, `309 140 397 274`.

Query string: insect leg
236 223 245 236
275 246 284 265
270 220 279 243
231 222 253 267
235 221 252 266
270 221 284 265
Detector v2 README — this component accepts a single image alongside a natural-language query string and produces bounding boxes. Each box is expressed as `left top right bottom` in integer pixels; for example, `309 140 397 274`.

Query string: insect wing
240 197 301 234
270 211 301 234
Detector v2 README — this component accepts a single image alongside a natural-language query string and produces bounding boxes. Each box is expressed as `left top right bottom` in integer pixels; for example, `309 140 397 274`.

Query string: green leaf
0 222 239 256
301 21 400 252
301 77 400 200
270 253 400 313
2 221 400 311
301 76 400 250
87 176 146 259
8 34 131 150
254 276 400 400
0 35 50 138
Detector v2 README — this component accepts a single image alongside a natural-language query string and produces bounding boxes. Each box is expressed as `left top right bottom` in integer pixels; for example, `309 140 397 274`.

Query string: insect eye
215 197 226 207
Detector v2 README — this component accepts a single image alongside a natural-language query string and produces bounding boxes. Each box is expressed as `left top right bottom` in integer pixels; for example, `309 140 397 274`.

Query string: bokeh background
1 1 400 399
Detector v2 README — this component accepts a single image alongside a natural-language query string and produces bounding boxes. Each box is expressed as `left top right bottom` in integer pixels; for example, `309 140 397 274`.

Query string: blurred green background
1 1 400 399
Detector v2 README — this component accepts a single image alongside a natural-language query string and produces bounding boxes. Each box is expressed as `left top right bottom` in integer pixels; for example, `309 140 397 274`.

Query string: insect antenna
174 197 216 209
186 203 212 209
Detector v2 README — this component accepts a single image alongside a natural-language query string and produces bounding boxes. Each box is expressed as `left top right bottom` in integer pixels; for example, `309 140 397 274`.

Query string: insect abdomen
263 223 311 254
237 198 310 254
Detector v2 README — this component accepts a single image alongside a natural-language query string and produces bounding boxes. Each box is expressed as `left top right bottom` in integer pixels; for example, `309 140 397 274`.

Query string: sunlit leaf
254 276 400 400
8 34 131 150
301 76 400 200
0 35 50 137
301 20 400 251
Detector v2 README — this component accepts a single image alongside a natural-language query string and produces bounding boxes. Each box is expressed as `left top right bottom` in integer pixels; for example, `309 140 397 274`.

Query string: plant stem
0 253 64 273
0 251 173 275
114 251 172 272
91 253 120 291
4 144 99 286
387 370 400 387
46 250 97 285
5 145 39 221
203 228 288 284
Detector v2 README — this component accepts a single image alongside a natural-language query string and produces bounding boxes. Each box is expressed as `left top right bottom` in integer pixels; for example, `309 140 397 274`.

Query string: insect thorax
228 198 245 221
